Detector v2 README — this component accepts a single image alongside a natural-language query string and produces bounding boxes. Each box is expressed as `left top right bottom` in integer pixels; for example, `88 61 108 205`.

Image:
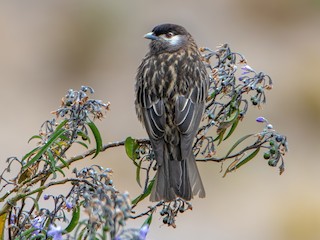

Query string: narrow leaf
54 166 65 177
223 117 239 141
142 213 153 227
23 128 66 169
217 109 239 131
21 227 38 237
47 149 55 165
210 91 216 99
27 135 42 143
217 129 226 145
77 130 91 144
234 147 260 169
224 147 260 177
87 121 103 158
77 227 86 240
136 159 143 188
75 141 89 149
57 155 69 168
64 205 80 233
132 179 155 205
55 119 68 131
22 147 40 161
224 134 254 159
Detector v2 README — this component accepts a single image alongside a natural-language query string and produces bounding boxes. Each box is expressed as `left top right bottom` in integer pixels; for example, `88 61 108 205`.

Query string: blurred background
0 0 319 239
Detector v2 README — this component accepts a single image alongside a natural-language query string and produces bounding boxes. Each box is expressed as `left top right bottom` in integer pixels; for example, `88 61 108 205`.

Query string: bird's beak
144 32 158 40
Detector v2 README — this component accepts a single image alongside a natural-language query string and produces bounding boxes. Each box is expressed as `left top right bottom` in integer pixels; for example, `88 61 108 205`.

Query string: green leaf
142 213 153 227
75 141 89 149
47 149 55 165
54 166 65 177
125 137 139 160
224 147 260 177
58 133 70 142
136 159 142 188
77 227 87 240
87 121 103 159
22 147 40 161
224 134 254 159
56 119 68 131
210 91 216 99
64 205 80 233
57 155 69 168
77 130 91 144
47 150 58 179
132 179 155 205
23 128 66 169
223 117 239 141
125 137 142 187
216 129 226 145
27 135 42 143
50 168 57 180
216 111 239 145
20 227 37 237
233 147 260 169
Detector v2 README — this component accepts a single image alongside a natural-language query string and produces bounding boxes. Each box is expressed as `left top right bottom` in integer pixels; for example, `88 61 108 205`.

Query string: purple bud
10 214 15 224
139 225 149 240
256 117 266 123
241 65 254 72
66 201 73 210
43 194 49 200
241 71 250 75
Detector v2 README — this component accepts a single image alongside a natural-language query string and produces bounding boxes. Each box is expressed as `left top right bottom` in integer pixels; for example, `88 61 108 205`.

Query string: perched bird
135 24 209 202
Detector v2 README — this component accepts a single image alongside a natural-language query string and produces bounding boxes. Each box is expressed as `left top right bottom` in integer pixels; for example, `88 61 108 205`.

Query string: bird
135 23 209 202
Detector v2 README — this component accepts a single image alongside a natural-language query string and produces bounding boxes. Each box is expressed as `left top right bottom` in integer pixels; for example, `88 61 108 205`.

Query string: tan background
0 1 319 239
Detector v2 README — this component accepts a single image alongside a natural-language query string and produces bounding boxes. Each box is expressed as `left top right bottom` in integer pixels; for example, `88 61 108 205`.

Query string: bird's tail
150 144 205 202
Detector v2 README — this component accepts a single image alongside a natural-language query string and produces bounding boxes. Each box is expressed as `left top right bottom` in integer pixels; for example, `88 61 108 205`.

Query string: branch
59 138 150 168
0 178 95 216
130 201 163 219
196 139 268 162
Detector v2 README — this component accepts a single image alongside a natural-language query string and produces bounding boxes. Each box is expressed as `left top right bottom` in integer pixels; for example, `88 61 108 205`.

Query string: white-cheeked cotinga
135 24 209 202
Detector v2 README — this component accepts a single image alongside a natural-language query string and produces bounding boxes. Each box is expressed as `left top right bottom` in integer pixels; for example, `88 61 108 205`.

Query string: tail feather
187 152 205 198
169 155 192 200
150 144 176 201
150 143 205 202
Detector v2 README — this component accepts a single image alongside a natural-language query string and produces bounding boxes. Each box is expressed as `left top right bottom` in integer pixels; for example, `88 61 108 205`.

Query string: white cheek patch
167 35 181 46
160 34 182 46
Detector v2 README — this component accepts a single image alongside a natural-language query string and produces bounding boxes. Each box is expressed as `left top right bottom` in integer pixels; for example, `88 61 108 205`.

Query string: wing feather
175 76 207 160
137 85 165 140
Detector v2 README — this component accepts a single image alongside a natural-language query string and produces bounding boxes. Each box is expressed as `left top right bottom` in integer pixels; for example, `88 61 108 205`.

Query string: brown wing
135 73 167 166
175 69 208 198
175 73 208 159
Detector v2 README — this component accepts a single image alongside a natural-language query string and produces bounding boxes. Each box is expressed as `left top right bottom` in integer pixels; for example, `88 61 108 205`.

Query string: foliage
0 44 288 239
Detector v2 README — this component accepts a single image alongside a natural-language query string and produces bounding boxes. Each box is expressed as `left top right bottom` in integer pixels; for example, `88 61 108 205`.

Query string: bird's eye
166 32 174 38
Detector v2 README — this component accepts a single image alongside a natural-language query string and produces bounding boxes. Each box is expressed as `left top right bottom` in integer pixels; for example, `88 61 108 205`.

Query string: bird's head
144 24 193 54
